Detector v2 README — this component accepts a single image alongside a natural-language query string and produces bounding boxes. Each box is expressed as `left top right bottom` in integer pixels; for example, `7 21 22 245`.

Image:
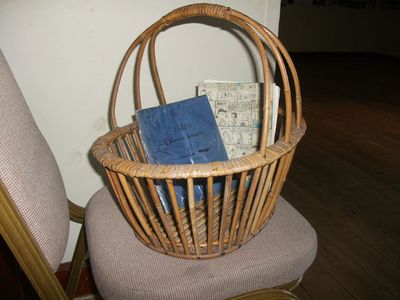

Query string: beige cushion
0 50 69 272
85 187 317 300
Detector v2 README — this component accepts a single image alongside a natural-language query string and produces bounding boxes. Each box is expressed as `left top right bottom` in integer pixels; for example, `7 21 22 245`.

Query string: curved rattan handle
110 3 302 151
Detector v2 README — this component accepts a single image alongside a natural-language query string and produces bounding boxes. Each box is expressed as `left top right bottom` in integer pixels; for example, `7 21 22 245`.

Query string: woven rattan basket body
91 4 306 259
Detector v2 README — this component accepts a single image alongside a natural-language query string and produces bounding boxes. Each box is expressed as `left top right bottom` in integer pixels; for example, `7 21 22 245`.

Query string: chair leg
65 225 88 299
228 277 303 300
285 275 303 291
229 289 299 300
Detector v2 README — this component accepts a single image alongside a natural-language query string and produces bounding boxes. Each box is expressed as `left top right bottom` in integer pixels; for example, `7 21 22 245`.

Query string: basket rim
91 118 306 179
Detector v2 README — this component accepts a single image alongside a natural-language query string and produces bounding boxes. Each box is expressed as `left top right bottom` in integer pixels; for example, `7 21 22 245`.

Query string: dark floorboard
282 53 400 300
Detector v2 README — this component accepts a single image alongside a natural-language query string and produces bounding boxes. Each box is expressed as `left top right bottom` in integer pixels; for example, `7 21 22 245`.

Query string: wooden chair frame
0 180 86 300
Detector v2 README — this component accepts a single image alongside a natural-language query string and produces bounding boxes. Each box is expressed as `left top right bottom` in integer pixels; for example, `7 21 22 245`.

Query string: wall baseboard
55 261 97 297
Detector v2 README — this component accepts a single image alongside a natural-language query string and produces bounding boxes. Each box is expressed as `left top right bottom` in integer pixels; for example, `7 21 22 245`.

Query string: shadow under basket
91 3 306 259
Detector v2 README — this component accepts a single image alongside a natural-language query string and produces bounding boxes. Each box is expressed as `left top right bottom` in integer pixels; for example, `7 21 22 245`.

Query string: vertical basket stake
227 171 248 248
257 155 290 228
133 177 168 251
187 178 200 255
207 177 214 254
236 167 262 244
166 179 190 255
118 174 159 247
249 161 278 234
243 165 270 240
106 170 150 244
218 175 233 252
146 179 179 253
259 150 296 227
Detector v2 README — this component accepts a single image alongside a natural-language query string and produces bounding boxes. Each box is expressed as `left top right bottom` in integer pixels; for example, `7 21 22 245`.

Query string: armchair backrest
0 49 70 272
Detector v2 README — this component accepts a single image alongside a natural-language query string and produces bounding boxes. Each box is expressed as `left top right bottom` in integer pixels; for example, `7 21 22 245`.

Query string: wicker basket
91 3 306 259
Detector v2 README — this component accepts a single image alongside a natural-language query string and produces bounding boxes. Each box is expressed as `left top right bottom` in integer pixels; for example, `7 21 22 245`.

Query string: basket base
135 199 275 260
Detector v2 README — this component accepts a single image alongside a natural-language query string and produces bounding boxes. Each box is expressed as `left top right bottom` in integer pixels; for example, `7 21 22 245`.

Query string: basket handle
110 3 302 152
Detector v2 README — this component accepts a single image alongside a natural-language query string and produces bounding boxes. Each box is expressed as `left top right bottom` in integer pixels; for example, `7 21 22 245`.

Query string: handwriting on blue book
136 95 229 212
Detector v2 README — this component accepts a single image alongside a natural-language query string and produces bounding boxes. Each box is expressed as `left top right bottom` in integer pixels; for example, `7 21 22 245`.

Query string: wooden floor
281 53 400 300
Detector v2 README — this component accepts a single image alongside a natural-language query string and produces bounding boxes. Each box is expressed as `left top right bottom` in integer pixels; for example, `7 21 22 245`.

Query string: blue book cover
136 95 229 212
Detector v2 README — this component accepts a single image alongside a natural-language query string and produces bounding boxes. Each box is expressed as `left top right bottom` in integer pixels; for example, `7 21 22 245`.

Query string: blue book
136 95 229 212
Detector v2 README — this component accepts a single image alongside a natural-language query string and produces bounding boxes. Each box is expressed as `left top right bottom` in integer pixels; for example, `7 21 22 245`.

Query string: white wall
0 0 281 262
279 5 400 56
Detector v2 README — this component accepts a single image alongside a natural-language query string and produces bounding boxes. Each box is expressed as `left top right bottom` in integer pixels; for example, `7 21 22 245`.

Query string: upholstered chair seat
85 187 317 300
